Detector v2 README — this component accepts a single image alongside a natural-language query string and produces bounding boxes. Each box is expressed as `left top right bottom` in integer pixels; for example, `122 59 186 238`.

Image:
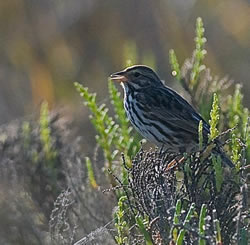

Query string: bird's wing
136 87 210 138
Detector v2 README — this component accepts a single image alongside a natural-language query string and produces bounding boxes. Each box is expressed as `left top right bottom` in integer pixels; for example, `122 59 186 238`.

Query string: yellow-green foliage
85 157 98 189
209 93 220 142
39 101 57 165
190 17 207 89
231 133 241 167
114 196 128 245
169 49 181 82
198 120 204 150
75 81 141 171
169 17 207 92
227 84 250 161
74 82 119 169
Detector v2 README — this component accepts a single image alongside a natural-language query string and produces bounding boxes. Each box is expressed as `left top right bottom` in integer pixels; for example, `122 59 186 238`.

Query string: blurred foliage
0 0 250 127
0 106 116 244
85 156 98 189
190 17 207 90
40 101 57 164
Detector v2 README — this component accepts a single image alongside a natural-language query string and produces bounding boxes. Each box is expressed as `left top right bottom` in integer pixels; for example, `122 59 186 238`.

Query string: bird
110 65 234 167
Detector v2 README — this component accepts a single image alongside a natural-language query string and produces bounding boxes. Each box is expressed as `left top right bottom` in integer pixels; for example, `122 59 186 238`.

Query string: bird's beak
109 71 128 83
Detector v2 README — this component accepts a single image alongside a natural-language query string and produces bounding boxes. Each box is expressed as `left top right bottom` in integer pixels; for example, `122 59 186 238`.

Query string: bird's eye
134 72 141 78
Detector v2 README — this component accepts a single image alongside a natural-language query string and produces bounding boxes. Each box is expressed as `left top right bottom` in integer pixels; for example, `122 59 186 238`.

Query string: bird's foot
165 156 185 171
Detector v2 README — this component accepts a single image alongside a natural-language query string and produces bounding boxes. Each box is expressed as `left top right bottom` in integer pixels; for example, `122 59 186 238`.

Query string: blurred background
0 0 250 136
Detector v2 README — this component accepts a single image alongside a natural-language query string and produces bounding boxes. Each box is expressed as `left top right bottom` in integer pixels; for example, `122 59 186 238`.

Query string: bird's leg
165 155 185 171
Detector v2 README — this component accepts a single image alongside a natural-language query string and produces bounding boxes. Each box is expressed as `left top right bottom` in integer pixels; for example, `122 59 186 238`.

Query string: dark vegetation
0 18 249 244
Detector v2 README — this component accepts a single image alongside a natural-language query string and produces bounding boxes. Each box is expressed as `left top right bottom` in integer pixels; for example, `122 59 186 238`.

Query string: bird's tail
213 148 235 168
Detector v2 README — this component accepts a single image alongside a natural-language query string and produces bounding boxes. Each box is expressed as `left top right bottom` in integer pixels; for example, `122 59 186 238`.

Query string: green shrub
75 17 249 245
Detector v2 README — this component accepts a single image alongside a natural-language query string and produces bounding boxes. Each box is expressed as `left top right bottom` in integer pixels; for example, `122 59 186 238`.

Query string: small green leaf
209 93 220 142
85 157 98 189
198 120 204 150
169 49 181 82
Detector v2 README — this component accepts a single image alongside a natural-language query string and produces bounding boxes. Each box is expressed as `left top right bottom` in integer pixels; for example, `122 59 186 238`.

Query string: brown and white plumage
110 65 234 167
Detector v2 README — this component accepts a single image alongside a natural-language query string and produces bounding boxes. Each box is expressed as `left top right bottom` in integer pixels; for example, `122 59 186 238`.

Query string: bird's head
110 65 163 91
